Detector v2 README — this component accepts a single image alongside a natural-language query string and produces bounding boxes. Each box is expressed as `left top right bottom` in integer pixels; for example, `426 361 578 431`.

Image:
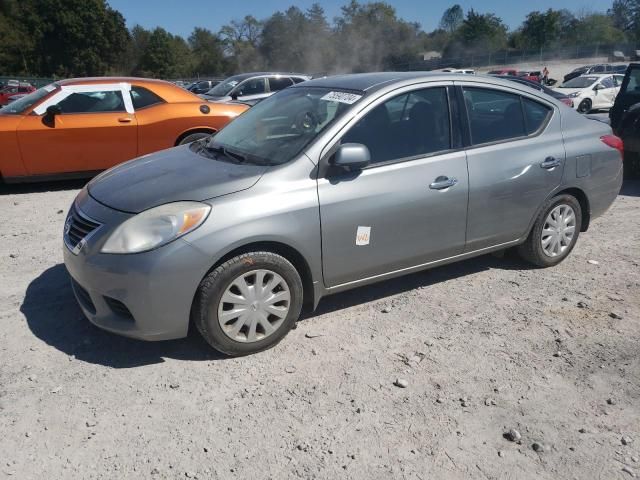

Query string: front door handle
540 157 561 169
429 176 458 190
118 117 133 123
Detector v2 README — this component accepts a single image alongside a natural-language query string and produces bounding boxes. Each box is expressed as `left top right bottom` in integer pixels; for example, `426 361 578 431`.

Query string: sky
107 0 616 38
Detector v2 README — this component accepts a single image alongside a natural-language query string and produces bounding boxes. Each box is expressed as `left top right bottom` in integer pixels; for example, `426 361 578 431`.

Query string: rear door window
463 88 526 144
522 98 552 134
130 86 164 109
268 77 294 92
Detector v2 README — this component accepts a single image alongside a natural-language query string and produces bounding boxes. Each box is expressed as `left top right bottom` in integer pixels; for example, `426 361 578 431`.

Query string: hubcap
217 269 291 343
541 204 576 257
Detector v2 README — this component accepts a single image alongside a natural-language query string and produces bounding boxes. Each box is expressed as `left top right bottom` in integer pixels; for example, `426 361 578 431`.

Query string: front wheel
193 252 304 356
577 99 592 114
517 194 582 267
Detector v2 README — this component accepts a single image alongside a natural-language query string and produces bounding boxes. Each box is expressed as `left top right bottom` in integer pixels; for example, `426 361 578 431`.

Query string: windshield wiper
203 144 247 163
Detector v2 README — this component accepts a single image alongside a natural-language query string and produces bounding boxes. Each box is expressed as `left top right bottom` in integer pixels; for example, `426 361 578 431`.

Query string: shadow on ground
308 250 529 318
0 178 88 195
21 264 225 368
620 178 640 197
23 253 529 367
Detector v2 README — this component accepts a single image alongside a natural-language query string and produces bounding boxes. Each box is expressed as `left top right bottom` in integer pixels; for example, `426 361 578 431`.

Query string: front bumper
62 190 213 341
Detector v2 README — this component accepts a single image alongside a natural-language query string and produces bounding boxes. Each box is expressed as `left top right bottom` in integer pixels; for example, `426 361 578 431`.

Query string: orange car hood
88 144 268 213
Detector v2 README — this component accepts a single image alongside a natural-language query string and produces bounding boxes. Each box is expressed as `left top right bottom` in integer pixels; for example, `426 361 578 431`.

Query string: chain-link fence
395 42 638 72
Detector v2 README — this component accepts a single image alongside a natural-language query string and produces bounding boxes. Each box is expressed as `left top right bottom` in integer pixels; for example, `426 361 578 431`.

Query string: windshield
560 76 597 89
0 84 57 114
205 75 247 97
202 87 363 165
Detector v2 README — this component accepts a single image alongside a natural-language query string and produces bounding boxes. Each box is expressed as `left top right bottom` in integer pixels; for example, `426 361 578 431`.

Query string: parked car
517 71 542 83
487 68 518 76
0 77 248 182
188 79 220 95
610 63 640 176
5 93 28 104
556 74 624 113
563 64 615 83
492 75 574 107
441 68 475 74
63 72 623 356
199 72 311 103
0 82 35 105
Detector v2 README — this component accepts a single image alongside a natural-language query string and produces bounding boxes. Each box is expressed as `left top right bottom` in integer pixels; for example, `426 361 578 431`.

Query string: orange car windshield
0 84 58 115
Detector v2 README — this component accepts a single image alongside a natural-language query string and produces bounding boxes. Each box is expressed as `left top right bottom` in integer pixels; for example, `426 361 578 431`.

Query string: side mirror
594 84 603 91
331 143 370 171
42 104 61 127
230 90 240 100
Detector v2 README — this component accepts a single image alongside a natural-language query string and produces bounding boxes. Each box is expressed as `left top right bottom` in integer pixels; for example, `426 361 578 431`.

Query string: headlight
101 202 211 254
567 92 581 98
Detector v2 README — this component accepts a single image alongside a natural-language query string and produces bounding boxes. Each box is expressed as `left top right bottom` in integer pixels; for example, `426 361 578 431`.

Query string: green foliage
0 1 635 79
440 5 464 33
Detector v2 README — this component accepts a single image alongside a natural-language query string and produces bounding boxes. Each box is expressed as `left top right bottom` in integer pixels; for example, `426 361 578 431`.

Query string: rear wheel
577 99 592 114
517 194 582 267
193 252 303 356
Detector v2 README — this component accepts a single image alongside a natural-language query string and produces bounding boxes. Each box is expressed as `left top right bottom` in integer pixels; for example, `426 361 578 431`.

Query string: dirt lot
0 179 639 480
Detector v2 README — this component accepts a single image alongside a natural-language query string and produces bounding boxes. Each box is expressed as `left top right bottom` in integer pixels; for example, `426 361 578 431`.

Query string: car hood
558 88 585 96
88 145 268 213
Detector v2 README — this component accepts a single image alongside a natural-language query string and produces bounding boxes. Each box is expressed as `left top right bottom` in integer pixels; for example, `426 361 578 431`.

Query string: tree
334 1 422 72
259 4 333 72
576 13 626 45
134 28 192 78
220 15 263 71
12 0 130 77
457 9 508 50
439 5 463 33
189 28 227 76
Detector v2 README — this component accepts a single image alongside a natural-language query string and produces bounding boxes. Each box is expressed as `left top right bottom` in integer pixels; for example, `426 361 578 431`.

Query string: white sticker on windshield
321 91 362 104
356 226 371 246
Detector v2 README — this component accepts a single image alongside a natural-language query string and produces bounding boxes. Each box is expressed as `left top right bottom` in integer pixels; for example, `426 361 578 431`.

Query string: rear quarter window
522 98 552 134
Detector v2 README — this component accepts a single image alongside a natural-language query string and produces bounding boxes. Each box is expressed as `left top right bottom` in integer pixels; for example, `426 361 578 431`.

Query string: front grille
65 205 101 250
104 296 135 322
71 279 96 314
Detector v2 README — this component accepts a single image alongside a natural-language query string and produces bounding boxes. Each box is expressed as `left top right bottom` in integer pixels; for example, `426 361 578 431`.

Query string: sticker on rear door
356 226 371 246
321 91 362 104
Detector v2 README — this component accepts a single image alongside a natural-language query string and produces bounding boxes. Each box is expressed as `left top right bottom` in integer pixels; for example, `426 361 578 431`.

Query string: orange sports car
0 77 249 183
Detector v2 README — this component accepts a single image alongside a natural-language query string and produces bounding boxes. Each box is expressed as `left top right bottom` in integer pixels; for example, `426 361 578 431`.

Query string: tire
517 194 582 268
624 151 640 179
178 132 212 145
193 252 304 356
577 99 592 114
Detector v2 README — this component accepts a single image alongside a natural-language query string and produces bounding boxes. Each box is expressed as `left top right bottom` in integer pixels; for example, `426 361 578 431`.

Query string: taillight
600 134 624 157
561 98 573 108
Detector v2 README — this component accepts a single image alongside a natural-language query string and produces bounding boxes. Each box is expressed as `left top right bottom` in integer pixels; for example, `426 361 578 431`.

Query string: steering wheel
295 110 318 133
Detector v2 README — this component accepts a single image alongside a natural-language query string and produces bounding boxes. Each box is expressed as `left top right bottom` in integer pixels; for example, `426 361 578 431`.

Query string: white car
556 74 624 113
441 68 475 74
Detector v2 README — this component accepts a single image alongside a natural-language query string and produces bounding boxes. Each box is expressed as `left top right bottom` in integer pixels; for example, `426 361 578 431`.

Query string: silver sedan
63 72 623 356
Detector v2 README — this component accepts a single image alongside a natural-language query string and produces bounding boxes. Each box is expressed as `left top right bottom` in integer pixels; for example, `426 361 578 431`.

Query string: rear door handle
118 117 133 123
540 157 561 169
429 176 458 190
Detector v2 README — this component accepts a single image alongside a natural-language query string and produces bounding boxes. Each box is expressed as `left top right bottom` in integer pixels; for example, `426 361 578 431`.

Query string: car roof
221 72 309 81
53 77 214 103
294 71 542 94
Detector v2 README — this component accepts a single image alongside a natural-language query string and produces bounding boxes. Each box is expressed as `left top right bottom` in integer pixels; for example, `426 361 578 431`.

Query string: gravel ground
0 179 639 480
